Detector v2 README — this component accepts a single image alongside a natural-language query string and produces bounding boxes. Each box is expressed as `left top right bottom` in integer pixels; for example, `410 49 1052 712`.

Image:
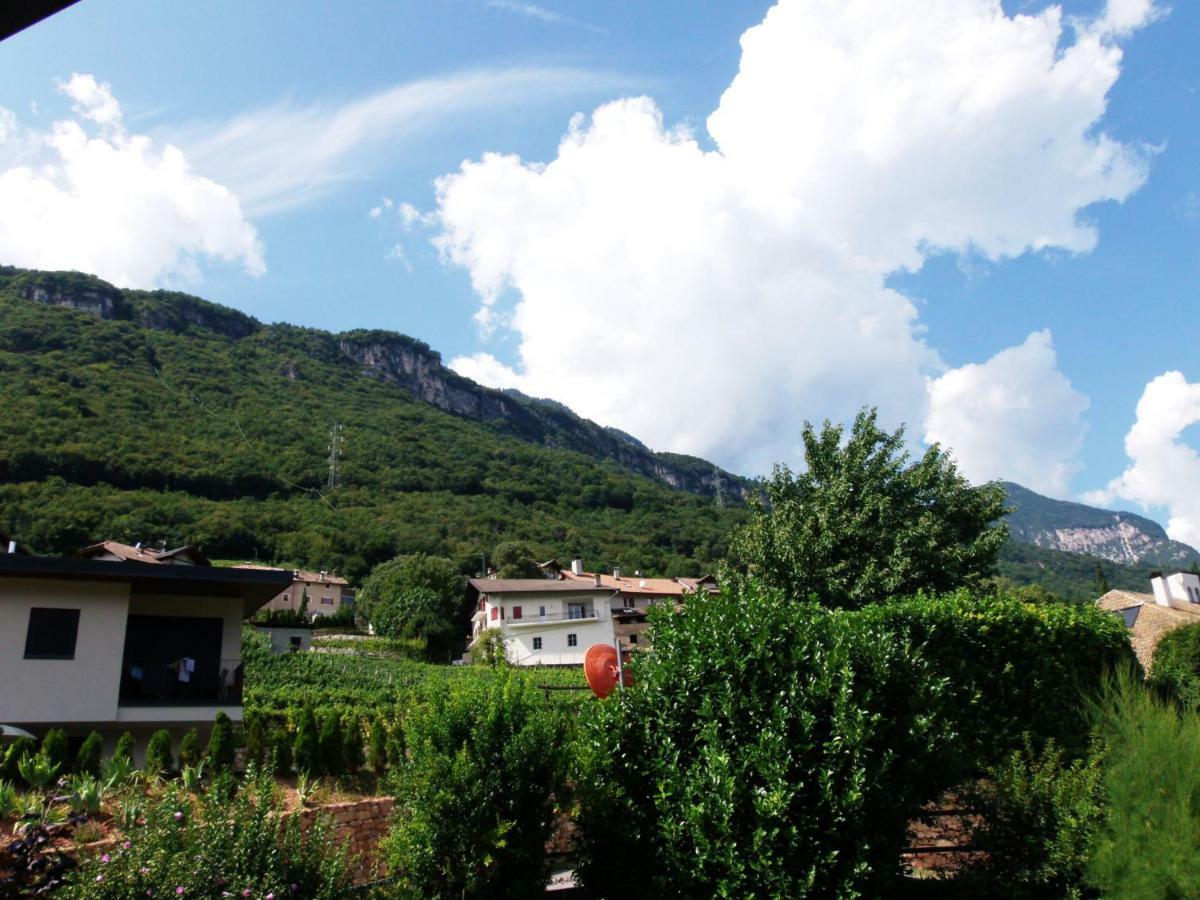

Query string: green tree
1094 560 1110 595
294 707 320 775
40 728 68 773
383 674 566 899
1149 622 1200 708
341 716 364 776
206 711 235 772
359 554 464 659
729 407 1008 609
318 713 344 777
367 716 389 776
573 581 954 898
491 540 542 578
112 731 135 765
75 731 103 777
145 730 174 777
178 728 202 770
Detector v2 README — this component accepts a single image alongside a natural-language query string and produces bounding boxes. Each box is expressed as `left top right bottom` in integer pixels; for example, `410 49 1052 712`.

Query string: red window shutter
490 607 498 621
513 606 522 619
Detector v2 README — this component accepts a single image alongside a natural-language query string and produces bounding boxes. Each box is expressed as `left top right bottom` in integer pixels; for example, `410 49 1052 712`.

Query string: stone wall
290 797 394 884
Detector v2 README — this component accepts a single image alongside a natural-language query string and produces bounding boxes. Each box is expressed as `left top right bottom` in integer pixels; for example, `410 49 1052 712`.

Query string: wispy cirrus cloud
485 0 608 34
174 67 626 217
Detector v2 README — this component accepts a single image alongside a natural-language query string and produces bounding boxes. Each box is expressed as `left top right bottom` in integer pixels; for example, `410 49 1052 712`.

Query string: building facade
466 578 616 666
234 564 350 618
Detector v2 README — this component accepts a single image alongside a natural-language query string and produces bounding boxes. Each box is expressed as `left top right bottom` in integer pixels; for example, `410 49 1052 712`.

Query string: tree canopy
729 408 1008 609
358 554 466 659
491 540 542 579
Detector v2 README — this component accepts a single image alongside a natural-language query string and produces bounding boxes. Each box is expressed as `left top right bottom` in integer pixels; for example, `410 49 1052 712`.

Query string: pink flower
266 894 275 900
124 840 132 849
176 888 185 895
140 867 150 875
174 811 184 821
243 890 252 897
96 875 104 883
101 853 110 863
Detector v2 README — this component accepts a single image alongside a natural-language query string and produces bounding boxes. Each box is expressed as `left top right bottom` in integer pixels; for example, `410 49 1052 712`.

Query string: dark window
533 637 542 650
289 636 303 648
567 633 578 648
513 606 523 619
24 607 81 659
630 633 639 645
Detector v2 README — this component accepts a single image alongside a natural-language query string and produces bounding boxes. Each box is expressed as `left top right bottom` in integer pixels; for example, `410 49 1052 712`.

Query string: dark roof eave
0 554 291 615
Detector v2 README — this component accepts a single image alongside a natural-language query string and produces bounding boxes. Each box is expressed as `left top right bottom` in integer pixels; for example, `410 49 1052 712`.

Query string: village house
466 558 716 665
233 563 351 618
1097 571 1200 671
0 542 291 757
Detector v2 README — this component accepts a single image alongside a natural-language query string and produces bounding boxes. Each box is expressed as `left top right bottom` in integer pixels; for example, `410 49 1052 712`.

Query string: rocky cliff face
336 331 749 500
1003 481 1200 568
5 267 748 501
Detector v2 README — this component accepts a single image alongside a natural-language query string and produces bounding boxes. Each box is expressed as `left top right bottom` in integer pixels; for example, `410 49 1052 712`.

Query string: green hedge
574 581 955 898
852 590 1136 766
1149 621 1200 708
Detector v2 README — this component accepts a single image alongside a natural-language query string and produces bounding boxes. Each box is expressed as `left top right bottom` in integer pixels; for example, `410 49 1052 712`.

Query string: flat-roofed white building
0 549 290 755
466 578 616 666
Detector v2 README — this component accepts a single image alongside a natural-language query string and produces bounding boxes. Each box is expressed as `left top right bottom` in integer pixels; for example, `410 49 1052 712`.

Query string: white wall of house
0 577 130 724
1153 572 1200 607
470 590 616 665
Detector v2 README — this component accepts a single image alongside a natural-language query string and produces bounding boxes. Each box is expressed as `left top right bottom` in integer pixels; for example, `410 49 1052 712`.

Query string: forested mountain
0 267 744 581
1002 481 1200 568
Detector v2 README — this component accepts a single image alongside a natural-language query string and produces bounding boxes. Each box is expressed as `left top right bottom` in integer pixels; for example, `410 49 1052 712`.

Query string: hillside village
3 0 1200 895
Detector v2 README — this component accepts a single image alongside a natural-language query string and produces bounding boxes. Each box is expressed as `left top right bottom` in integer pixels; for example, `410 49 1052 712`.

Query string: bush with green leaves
145 730 174 777
112 732 134 765
341 716 364 776
74 732 103 778
18 751 60 791
40 728 68 773
206 711 235 772
964 737 1105 899
359 553 465 659
853 590 1135 767
1 738 35 783
573 581 954 899
383 672 567 898
728 408 1008 610
178 728 201 770
63 768 352 898
269 725 294 776
1149 621 1200 708
1087 671 1200 897
294 707 320 775
367 716 388 775
318 713 344 777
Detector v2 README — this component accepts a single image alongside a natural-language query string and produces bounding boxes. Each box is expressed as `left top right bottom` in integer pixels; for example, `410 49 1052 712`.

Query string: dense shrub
1087 672 1200 897
964 737 1105 899
574 581 954 898
40 728 68 773
206 712 235 772
382 673 567 898
74 732 103 778
1 738 35 783
112 732 134 765
145 730 174 777
294 707 320 775
318 713 344 777
853 590 1135 767
1149 622 1200 708
368 716 388 775
178 728 201 770
269 726 294 776
63 769 352 898
341 716 364 775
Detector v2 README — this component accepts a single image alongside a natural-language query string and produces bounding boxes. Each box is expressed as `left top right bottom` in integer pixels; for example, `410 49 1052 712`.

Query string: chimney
594 573 602 588
487 567 497 578
571 558 584 576
1152 575 1172 607
6 540 15 554
134 542 142 550
612 566 621 580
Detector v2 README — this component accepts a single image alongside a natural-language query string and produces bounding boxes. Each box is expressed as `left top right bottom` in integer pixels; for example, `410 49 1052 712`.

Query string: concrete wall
256 626 312 653
0 577 130 724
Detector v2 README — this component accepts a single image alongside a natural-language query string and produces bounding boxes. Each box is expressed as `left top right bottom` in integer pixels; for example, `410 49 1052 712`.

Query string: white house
0 549 290 754
466 577 616 666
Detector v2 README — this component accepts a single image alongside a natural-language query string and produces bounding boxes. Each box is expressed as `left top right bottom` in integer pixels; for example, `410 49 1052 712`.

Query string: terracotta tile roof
75 540 162 564
1096 589 1200 671
232 563 348 586
469 578 607 594
561 570 689 596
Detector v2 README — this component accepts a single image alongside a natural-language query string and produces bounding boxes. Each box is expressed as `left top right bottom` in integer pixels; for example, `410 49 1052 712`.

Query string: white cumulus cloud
0 75 263 289
436 0 1154 475
924 331 1089 497
1086 373 1200 550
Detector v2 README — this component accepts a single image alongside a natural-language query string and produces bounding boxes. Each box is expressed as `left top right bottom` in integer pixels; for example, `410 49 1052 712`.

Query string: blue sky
1 0 1199 540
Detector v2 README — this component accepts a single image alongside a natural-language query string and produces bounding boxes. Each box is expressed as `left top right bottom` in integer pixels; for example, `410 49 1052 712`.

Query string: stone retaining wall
290 797 394 884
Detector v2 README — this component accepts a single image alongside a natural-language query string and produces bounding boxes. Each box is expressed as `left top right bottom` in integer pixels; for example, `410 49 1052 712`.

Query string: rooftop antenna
327 423 344 489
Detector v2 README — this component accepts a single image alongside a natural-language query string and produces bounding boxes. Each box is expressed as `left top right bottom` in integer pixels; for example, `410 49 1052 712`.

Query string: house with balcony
233 563 351 618
0 547 290 755
466 577 616 666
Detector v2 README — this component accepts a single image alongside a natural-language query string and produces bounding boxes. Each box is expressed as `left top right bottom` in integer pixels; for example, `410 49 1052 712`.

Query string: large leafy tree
358 554 465 658
730 408 1007 609
491 540 542 579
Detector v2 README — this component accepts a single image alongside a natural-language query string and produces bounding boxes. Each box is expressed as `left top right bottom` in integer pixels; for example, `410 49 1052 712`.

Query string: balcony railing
118 658 244 706
507 609 597 625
